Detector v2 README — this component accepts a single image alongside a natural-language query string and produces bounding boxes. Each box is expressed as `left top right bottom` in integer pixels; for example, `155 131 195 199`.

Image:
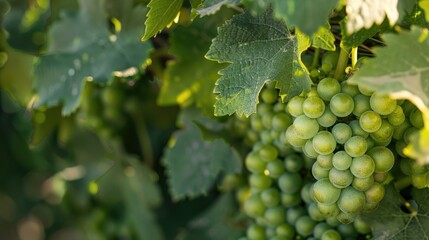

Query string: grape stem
351 47 358 69
394 176 412 191
334 46 350 80
131 109 154 167
311 48 320 68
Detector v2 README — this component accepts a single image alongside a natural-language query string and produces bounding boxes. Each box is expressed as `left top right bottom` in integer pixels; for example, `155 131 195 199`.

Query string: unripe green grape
341 82 360 97
412 173 428 188
317 108 337 128
310 68 321 79
410 108 424 128
344 136 368 158
388 105 405 126
312 162 330 180
352 176 374 191
300 182 315 204
330 93 355 117
285 126 306 147
331 123 352 144
410 160 427 174
102 87 124 107
281 193 301 207
251 115 265 132
403 127 418 144
350 155 375 178
373 172 390 183
272 113 292 131
304 155 317 169
247 224 266 240
276 223 295 238
313 223 332 239
321 51 340 73
325 216 341 227
363 200 379 212
270 130 281 140
399 158 412 175
366 137 375 150
286 207 306 225
359 111 382 133
303 96 326 118
317 77 341 101
308 203 326 221
396 140 408 158
354 216 371 234
273 102 286 112
367 146 395 173
364 182 385 203
265 227 275 238
244 194 266 217
287 96 305 117
296 216 317 237
336 211 357 224
264 206 286 226
358 84 374 96
337 187 366 214
258 103 273 115
258 145 278 162
401 100 416 115
337 223 358 238
370 120 394 143
304 140 319 159
393 120 411 140
370 93 397 115
246 152 266 173
261 188 280 208
317 202 340 217
329 168 353 188
245 130 260 146
261 87 278 104
317 154 333 169
249 174 272 190
352 94 371 117
278 173 302 194
293 115 320 139
321 229 341 240
266 159 285 179
312 178 341 204
332 151 352 170
312 131 337 155
284 155 304 172
307 86 319 98
349 120 369 138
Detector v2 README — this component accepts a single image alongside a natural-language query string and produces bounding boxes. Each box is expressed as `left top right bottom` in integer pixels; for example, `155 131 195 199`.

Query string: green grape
281 193 301 207
337 187 365 214
303 96 326 118
265 206 286 226
262 113 275 130
312 131 337 155
396 140 408 158
276 223 295 238
266 160 285 178
331 123 352 144
251 115 265 132
272 113 292 131
317 77 341 101
341 82 360 97
410 108 424 128
249 174 272 190
344 136 368 158
244 194 266 217
278 172 302 194
265 227 275 238
401 100 416 115
313 222 332 239
332 151 352 171
284 155 304 172
321 51 339 73
364 182 385 203
370 120 394 143
325 216 341 227
317 154 333 169
296 216 317 237
387 105 405 126
293 115 320 139
370 93 397 115
287 96 305 117
312 178 341 204
245 130 260 146
367 146 395 173
330 93 355 117
317 108 338 128
285 126 307 147
258 103 274 115
304 139 319 159
349 120 369 138
354 216 371 234
409 160 427 174
101 87 124 107
310 68 321 79
403 127 418 144
261 188 281 208
329 168 353 188
301 182 315 204
392 120 411 140
412 173 428 188
352 94 371 117
373 172 389 183
246 152 267 173
261 87 279 104
259 145 279 162
337 223 358 238
308 203 326 221
247 224 266 240
357 84 374 96
286 207 306 225
317 202 340 217
366 137 375 150
312 162 330 180
359 111 382 133
399 158 412 175
363 200 379 212
273 102 287 113
352 176 374 191
350 155 375 178
321 229 341 240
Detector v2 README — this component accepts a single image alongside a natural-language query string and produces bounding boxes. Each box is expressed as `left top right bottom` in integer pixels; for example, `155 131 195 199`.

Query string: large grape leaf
349 27 429 164
340 20 389 49
34 0 152 115
142 0 183 41
162 110 241 200
158 11 233 115
311 24 336 51
362 185 429 240
195 0 240 16
181 193 243 240
206 10 311 117
271 0 338 36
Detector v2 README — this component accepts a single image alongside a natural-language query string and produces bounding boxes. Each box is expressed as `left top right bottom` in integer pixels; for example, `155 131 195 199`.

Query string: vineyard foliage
1 0 429 240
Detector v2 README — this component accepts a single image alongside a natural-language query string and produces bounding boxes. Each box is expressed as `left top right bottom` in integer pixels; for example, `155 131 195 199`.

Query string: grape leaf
362 185 429 240
142 0 183 41
158 11 233 115
34 0 152 115
162 110 241 200
206 10 311 117
195 0 240 16
271 0 338 36
340 20 388 49
349 27 429 164
311 24 336 51
181 193 243 240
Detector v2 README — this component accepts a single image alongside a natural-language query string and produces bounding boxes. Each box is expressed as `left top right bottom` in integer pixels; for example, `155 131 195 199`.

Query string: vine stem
351 47 358 69
311 48 320 68
394 176 412 191
334 46 350 80
131 109 154 168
